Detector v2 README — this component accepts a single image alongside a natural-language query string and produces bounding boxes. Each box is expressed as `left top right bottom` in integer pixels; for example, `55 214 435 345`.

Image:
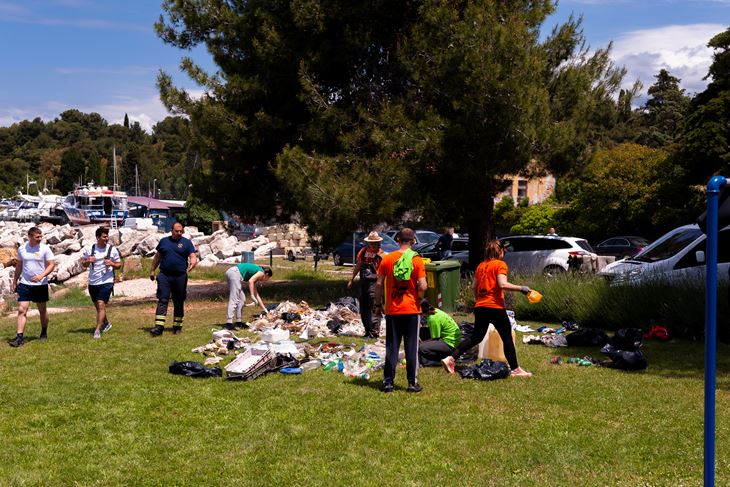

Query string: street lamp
152 179 157 199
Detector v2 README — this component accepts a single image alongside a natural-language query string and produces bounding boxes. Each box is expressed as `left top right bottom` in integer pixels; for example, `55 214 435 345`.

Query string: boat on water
62 183 129 225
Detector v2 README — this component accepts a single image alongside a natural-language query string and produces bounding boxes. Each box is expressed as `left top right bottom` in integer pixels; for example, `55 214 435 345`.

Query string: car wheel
333 252 343 266
543 265 565 278
287 250 295 262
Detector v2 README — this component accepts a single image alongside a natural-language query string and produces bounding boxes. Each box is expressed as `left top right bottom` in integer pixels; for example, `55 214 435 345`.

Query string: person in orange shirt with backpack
375 228 427 393
441 240 534 377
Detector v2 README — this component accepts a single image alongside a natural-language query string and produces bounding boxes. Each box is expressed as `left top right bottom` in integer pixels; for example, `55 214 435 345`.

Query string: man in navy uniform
149 222 197 336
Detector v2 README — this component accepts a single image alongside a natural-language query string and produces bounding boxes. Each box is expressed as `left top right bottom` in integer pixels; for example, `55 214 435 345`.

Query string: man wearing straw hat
347 231 386 338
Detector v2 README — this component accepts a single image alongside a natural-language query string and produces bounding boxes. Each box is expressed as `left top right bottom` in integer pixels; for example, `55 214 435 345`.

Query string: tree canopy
677 27 730 184
157 0 626 258
0 110 195 199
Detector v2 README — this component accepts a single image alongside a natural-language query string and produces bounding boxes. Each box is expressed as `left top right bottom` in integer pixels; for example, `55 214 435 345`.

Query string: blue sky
0 0 727 131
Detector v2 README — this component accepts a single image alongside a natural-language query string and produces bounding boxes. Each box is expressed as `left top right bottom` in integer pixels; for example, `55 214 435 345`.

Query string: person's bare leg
16 301 30 334
94 301 107 334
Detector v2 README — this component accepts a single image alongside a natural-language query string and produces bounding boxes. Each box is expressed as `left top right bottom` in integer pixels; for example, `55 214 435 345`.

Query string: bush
459 272 729 340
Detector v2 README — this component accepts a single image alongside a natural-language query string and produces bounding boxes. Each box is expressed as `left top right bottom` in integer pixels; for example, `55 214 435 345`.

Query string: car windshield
632 228 703 262
416 231 439 244
629 237 651 246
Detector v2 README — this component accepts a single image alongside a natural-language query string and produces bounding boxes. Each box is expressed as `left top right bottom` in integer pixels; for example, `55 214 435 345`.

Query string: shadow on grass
68 327 97 334
346 377 384 392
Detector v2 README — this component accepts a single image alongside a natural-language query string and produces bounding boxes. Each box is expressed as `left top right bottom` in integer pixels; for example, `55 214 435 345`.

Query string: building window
517 180 528 199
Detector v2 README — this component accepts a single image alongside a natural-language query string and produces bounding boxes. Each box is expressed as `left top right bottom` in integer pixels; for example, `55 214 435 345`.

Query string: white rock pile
0 221 281 296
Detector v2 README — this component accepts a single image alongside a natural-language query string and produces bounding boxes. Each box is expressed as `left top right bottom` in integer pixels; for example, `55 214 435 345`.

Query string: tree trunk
467 191 495 271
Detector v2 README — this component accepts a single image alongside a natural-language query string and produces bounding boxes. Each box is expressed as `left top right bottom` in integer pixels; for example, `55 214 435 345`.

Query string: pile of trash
247 299 376 339
178 326 389 381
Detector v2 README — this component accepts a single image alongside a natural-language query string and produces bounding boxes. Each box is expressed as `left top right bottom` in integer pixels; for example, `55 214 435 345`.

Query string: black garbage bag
565 328 609 347
281 312 301 322
600 343 648 370
333 296 359 313
273 353 301 371
168 361 222 378
327 317 342 334
460 359 510 381
610 328 644 352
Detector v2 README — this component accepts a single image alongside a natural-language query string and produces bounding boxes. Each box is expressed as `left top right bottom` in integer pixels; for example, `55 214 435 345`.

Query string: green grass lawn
1 281 729 486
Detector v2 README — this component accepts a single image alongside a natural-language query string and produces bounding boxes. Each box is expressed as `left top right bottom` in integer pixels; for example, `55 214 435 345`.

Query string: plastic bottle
301 360 321 371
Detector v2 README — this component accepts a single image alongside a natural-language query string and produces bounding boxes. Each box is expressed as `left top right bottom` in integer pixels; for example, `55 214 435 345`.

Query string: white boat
62 183 129 226
0 184 66 223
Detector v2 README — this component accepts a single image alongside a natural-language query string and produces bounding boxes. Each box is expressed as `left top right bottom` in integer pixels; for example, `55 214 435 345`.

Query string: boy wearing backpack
82 227 121 339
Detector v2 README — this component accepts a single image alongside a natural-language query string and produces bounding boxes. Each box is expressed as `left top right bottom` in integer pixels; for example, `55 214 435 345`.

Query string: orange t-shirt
377 250 426 315
474 259 509 309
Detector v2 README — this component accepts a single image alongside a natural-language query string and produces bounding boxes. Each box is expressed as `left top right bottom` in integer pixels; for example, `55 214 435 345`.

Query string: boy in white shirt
9 227 56 347
82 227 121 339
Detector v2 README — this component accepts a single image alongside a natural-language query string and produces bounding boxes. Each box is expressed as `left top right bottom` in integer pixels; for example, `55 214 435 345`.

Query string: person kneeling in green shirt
418 299 461 366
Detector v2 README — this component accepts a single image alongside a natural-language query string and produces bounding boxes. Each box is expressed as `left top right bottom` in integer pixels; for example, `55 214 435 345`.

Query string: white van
598 224 730 286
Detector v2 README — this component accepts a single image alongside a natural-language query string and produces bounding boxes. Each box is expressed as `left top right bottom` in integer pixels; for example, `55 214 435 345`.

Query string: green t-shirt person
426 308 461 348
237 263 264 281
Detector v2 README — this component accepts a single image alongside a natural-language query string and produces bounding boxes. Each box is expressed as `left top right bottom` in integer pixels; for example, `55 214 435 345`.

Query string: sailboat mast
112 146 118 191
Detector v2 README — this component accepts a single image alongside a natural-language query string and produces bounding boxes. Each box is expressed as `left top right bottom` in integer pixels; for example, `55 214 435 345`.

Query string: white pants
226 266 245 323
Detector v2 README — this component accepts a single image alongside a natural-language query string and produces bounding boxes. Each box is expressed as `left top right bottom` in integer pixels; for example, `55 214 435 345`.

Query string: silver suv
499 235 597 275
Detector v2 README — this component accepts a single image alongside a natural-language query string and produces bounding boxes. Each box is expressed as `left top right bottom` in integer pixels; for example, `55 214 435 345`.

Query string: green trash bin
424 260 462 312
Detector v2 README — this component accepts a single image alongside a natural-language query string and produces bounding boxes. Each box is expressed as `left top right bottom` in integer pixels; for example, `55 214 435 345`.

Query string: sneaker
101 322 112 333
150 325 164 337
172 325 182 335
380 383 394 393
406 383 423 393
510 367 533 377
441 356 455 375
93 330 101 339
39 329 48 341
9 335 24 347
234 322 249 329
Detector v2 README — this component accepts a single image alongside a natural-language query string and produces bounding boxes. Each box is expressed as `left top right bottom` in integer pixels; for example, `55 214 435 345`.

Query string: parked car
413 241 440 260
384 229 440 245
444 237 470 262
598 224 730 285
498 235 597 275
594 236 651 259
332 232 399 266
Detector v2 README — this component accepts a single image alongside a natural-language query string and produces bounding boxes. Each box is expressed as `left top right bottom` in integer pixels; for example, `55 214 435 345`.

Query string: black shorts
89 283 114 303
16 283 49 303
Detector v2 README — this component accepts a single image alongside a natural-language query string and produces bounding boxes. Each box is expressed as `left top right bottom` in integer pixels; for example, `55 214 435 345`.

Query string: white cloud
611 23 726 96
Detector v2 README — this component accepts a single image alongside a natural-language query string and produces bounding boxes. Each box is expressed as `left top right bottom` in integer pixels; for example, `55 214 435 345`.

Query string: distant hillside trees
0 110 196 199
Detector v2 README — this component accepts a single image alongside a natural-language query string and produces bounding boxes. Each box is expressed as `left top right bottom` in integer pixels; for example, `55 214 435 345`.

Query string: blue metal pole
704 175 726 487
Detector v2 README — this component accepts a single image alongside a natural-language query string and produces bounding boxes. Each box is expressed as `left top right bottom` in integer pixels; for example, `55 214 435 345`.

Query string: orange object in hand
527 290 543 304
